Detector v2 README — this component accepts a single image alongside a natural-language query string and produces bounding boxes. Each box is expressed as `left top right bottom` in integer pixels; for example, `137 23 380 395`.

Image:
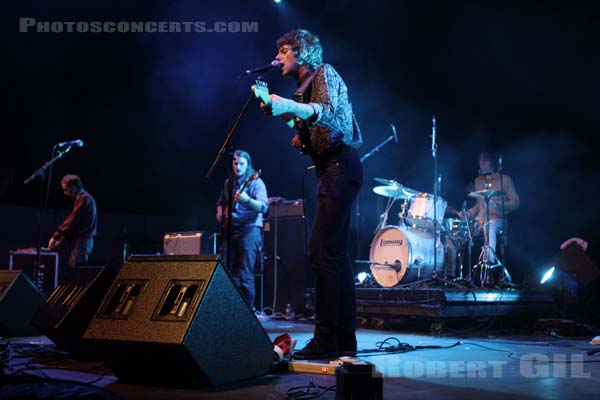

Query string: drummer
461 151 520 266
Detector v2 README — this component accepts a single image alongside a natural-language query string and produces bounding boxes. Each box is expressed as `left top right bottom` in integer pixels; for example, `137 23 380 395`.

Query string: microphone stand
431 116 439 280
498 156 508 282
206 78 258 273
355 124 397 261
24 144 76 289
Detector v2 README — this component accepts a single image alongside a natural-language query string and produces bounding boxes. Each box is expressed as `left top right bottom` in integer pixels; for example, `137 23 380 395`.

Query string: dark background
2 0 599 282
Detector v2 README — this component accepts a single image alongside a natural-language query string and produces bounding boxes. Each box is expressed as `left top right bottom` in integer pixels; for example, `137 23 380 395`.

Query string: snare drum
443 218 480 241
369 226 443 287
405 193 447 231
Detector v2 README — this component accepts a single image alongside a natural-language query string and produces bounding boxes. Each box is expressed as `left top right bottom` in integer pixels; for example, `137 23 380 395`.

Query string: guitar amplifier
163 231 218 255
267 200 304 217
9 250 59 294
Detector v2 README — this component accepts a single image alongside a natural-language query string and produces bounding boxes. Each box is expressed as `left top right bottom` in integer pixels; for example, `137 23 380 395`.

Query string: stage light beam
357 272 368 284
541 266 555 285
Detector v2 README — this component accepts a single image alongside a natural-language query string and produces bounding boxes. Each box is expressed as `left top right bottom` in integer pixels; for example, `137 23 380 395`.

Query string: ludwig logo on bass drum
380 239 403 246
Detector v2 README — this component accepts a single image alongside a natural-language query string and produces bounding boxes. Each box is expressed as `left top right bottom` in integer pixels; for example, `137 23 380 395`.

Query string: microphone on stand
498 154 503 172
390 123 398 143
241 60 281 76
57 139 84 149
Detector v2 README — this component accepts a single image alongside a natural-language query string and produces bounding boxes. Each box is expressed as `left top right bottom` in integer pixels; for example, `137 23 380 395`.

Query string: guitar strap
292 65 324 156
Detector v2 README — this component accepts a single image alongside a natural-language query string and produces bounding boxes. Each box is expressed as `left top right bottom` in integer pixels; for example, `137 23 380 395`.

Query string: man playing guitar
216 150 268 310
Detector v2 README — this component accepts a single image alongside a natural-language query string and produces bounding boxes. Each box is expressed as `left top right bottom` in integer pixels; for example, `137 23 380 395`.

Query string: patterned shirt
298 64 363 157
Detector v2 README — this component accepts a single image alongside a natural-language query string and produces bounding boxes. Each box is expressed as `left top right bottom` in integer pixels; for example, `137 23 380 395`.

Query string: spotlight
274 0 282 3
540 266 555 284
357 272 368 284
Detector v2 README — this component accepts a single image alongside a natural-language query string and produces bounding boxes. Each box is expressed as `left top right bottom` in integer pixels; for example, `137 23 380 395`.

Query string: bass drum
369 226 443 287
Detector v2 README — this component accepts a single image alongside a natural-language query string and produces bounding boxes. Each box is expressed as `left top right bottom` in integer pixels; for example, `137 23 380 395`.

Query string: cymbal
468 189 503 199
373 185 415 199
373 177 400 186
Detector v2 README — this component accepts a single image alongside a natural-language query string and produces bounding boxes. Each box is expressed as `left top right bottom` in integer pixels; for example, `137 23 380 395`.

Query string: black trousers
310 149 362 336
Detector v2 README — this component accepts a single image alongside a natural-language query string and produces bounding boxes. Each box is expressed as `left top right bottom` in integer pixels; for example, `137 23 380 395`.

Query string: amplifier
9 250 59 294
267 200 304 217
163 231 218 255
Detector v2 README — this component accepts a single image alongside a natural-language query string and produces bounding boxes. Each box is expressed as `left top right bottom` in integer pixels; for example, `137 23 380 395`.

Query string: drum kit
368 177 508 289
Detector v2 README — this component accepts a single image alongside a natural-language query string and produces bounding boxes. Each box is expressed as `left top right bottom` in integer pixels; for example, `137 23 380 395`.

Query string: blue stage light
540 266 555 284
357 272 368 284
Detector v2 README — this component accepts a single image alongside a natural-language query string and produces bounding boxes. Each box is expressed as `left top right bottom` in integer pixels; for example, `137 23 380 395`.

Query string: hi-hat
468 189 503 199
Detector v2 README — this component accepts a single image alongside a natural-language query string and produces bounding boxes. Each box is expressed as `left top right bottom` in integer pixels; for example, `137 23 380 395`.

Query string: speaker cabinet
261 216 310 315
31 264 118 359
0 270 46 336
82 255 273 387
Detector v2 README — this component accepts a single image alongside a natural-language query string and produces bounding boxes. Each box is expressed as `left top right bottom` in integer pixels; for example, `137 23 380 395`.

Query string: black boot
293 332 338 360
338 330 357 357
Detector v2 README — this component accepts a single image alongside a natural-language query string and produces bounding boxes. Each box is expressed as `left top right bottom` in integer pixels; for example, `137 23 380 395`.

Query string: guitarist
259 29 363 359
48 174 97 281
216 150 268 310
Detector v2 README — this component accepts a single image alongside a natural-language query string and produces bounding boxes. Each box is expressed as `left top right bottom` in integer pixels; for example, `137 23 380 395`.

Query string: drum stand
473 192 510 288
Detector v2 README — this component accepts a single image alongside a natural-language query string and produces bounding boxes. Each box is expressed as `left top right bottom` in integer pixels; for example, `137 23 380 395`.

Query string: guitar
220 169 262 231
234 169 262 204
252 79 312 155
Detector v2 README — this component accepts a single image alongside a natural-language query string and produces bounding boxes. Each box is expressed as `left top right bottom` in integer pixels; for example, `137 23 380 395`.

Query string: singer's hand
267 94 291 117
48 237 57 250
260 101 272 115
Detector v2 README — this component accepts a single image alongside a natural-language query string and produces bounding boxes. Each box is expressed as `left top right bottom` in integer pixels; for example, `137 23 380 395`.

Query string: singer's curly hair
276 29 323 69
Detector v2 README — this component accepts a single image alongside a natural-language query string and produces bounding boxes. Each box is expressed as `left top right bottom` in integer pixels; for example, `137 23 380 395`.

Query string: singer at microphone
241 60 281 76
257 29 363 359
57 139 84 149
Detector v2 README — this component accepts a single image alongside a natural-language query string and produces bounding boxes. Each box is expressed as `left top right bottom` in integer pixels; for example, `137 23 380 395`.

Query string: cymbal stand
497 155 511 285
460 201 473 282
375 195 397 233
360 124 398 256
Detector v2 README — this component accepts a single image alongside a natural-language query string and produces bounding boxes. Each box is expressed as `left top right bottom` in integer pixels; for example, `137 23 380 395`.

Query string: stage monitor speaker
31 264 118 359
0 270 46 336
82 255 273 387
261 216 310 315
554 243 600 287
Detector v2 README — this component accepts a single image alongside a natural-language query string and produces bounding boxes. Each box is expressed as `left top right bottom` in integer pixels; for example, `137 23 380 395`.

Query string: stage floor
2 318 599 400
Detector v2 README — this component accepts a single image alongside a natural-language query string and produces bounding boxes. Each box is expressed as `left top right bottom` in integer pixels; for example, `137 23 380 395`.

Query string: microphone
498 154 503 171
390 123 398 143
241 60 281 76
431 116 436 157
57 139 83 149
